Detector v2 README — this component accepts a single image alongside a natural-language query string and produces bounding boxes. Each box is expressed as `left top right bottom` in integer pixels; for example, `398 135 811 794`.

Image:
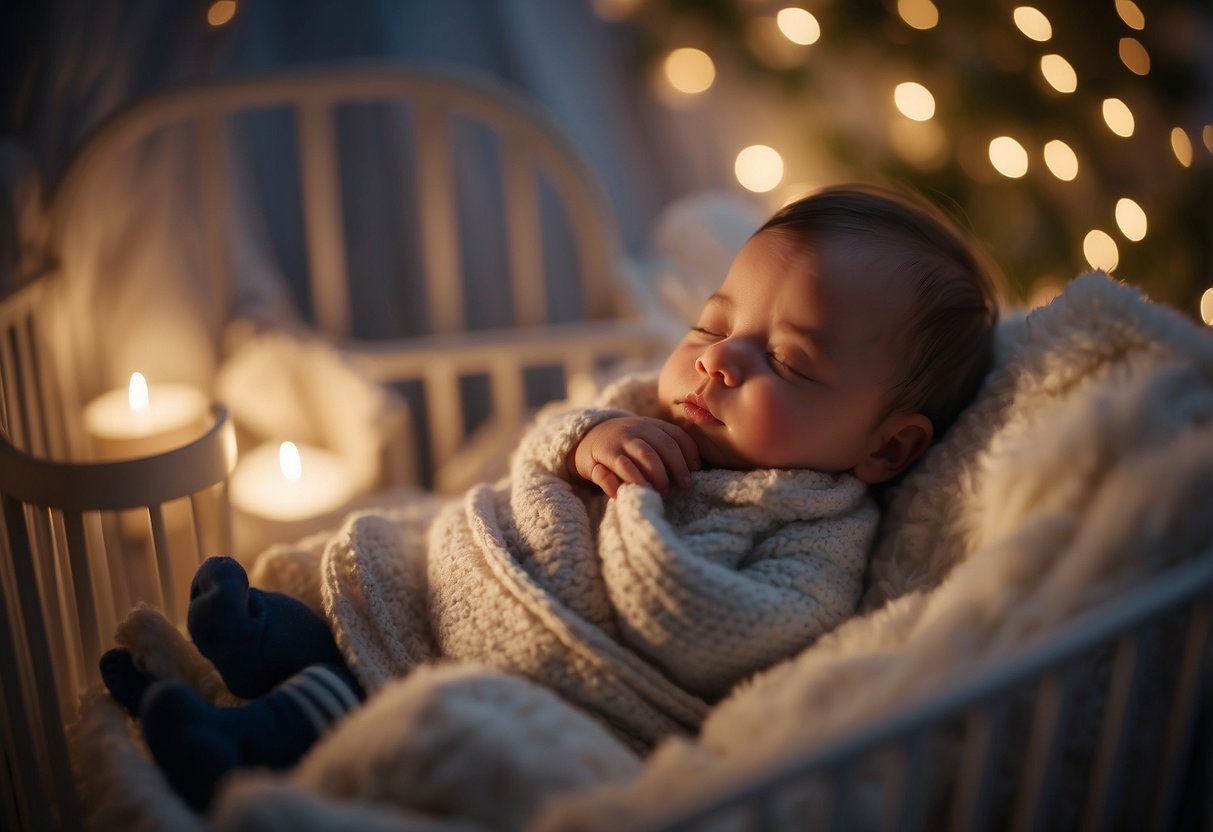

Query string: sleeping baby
100 183 1000 812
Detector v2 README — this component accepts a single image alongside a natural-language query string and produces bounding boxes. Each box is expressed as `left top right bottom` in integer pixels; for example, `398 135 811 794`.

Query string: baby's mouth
678 394 722 427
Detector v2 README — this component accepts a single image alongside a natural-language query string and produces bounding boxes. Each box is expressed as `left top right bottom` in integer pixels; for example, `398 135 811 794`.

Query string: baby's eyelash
767 352 813 381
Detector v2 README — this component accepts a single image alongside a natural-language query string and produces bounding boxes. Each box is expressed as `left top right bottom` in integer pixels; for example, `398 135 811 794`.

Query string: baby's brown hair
759 184 1000 440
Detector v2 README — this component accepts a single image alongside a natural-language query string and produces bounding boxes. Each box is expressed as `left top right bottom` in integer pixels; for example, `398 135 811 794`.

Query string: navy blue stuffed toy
100 556 364 812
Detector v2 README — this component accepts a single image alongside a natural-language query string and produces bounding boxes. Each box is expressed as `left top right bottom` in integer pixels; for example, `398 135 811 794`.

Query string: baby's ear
852 413 933 485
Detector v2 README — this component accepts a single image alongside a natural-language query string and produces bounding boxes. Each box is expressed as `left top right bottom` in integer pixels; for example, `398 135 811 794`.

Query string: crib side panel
0 396 239 831
640 552 1213 832
43 66 671 493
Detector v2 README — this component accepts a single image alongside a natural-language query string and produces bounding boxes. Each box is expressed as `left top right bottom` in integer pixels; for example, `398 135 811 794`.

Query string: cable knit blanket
292 371 876 750
69 271 1213 832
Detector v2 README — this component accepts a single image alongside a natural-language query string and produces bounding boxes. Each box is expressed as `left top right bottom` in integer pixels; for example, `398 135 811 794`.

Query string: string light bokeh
598 0 1213 321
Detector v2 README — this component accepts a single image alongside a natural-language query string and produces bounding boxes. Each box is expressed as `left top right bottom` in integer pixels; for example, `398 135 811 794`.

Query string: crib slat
29 505 78 715
1083 633 1143 831
490 358 527 432
148 503 178 624
62 509 102 687
84 511 118 657
503 134 546 326
23 315 69 460
15 318 48 457
1151 602 1211 830
0 327 26 450
541 153 611 318
99 513 132 628
0 344 8 440
425 364 464 479
1012 670 1073 832
1 494 83 829
951 696 1010 831
414 96 465 335
197 109 234 323
0 525 59 832
298 99 353 339
894 731 929 832
828 764 855 832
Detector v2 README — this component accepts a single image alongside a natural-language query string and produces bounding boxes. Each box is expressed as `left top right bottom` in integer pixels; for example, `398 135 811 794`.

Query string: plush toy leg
98 647 155 716
187 556 355 699
140 663 363 812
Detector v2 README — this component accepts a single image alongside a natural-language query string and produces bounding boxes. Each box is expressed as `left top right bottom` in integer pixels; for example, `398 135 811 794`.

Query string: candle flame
128 372 150 413
279 441 303 482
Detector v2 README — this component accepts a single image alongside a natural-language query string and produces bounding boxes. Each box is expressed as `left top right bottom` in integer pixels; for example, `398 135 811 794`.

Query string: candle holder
229 439 360 562
0 404 238 786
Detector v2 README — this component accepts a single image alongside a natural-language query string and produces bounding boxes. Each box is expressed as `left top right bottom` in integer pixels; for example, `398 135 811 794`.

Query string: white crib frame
1 62 1210 831
43 61 671 480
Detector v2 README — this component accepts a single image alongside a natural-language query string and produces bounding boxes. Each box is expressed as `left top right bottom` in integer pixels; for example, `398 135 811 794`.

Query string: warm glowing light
1115 0 1145 30
664 48 716 94
207 0 237 27
897 0 939 30
1201 288 1213 326
745 16 804 70
1171 128 1193 167
1083 230 1119 271
1013 7 1052 41
1102 98 1135 137
592 0 642 20
735 145 785 193
1204 126 1213 154
894 82 936 121
989 136 1028 178
1043 139 1079 181
279 441 303 482
1029 277 1064 308
890 118 948 169
1118 38 1150 75
777 8 821 45
128 372 150 413
1115 198 1147 242
1040 54 1077 93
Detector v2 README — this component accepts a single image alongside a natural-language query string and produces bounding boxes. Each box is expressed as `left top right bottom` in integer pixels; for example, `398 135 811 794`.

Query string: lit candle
230 441 356 521
84 372 211 460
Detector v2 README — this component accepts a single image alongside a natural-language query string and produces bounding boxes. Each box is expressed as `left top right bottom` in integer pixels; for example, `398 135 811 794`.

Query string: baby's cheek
656 349 688 405
737 386 803 465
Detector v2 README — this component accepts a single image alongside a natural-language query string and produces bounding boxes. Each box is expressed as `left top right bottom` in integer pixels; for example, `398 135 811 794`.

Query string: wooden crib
1 62 1210 832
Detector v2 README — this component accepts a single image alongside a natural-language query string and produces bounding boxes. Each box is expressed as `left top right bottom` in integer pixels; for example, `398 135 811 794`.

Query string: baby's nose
696 342 743 386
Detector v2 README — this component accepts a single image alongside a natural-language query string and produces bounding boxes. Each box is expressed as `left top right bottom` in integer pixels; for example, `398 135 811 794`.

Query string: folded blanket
307 372 876 749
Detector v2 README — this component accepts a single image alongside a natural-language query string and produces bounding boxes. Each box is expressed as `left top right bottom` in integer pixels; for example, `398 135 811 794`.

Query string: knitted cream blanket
311 373 876 749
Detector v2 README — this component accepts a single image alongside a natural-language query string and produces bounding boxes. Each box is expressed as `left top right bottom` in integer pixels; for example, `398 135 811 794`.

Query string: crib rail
0 278 70 459
42 62 670 489
0 408 238 832
48 62 647 342
346 316 665 488
643 551 1213 832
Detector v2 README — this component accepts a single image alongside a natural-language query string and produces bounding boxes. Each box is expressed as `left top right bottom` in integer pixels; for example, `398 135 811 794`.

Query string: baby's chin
691 435 755 471
668 414 765 470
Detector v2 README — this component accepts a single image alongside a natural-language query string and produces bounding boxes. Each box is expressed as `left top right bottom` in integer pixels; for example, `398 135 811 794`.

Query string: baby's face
657 229 911 474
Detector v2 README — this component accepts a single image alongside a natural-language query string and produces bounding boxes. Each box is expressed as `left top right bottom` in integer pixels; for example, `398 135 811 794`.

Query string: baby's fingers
644 425 699 490
659 422 702 476
620 438 676 493
589 462 623 499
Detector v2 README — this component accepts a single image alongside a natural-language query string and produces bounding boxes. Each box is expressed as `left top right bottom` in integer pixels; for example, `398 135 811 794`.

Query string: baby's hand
570 417 701 498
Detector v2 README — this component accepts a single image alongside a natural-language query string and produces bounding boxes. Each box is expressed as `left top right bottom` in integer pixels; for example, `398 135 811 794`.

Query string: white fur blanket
70 273 1213 831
